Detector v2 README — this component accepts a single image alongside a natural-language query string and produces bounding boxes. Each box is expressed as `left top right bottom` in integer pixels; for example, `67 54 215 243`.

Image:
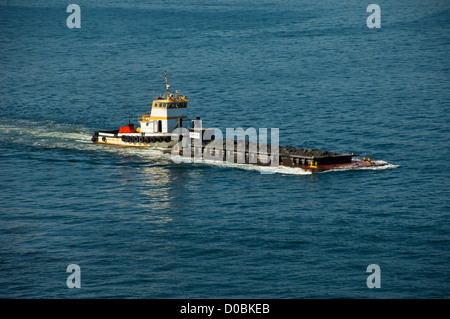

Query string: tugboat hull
91 131 177 148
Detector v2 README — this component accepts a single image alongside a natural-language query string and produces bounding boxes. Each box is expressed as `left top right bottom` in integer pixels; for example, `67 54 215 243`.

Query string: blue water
0 0 449 298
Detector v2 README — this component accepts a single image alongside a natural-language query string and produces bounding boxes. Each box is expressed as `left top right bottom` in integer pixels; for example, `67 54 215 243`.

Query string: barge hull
166 140 385 172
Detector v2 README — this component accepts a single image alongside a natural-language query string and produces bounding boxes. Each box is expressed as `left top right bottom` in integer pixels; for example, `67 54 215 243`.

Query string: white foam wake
321 160 399 173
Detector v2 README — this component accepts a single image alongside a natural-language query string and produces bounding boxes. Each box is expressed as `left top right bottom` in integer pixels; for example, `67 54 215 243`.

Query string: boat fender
164 136 171 143
102 136 106 142
139 136 144 143
157 137 163 143
150 137 156 143
144 137 150 143
133 136 138 143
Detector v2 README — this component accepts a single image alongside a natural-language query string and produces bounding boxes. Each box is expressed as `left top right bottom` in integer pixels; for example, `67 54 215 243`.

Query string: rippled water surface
0 0 449 298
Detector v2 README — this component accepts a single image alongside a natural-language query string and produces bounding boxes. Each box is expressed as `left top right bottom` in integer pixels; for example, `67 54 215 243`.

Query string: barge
167 140 385 173
92 72 387 172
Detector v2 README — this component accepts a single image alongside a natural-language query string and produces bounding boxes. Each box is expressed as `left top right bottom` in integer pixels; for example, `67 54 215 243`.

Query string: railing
138 114 151 122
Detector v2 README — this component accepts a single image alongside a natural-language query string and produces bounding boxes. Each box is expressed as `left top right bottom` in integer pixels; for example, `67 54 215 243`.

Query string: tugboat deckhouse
138 71 188 135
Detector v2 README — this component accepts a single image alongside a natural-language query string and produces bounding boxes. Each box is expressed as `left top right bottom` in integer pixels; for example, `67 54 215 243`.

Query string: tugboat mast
164 71 171 97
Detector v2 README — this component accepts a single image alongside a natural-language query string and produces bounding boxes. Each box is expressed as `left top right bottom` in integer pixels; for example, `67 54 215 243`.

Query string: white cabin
138 72 189 134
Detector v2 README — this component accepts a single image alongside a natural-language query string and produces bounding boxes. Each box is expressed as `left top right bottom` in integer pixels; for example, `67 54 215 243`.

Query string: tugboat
92 72 388 172
91 72 203 148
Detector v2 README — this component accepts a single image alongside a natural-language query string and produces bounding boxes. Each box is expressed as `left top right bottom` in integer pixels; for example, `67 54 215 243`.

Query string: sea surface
0 0 449 298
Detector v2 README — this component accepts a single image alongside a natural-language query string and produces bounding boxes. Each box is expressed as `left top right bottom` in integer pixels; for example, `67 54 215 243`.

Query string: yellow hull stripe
143 116 187 121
